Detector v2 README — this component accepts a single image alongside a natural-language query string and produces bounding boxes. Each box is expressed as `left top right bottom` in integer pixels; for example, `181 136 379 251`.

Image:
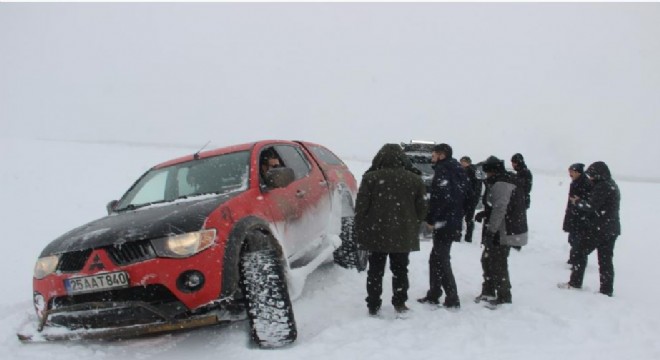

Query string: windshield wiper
116 203 144 212
116 199 168 212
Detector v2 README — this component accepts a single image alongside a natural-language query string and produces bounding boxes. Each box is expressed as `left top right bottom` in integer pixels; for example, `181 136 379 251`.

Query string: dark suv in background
401 141 435 192
401 141 435 238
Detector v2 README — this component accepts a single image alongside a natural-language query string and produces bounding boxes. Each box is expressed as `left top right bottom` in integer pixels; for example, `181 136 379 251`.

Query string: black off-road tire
241 249 297 348
333 216 369 272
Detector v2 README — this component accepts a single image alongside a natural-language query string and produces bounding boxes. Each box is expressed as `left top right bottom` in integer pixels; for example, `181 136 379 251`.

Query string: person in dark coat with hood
511 153 533 209
417 143 469 309
559 161 621 297
355 144 428 315
562 163 593 265
460 156 482 243
474 156 528 307
365 146 422 176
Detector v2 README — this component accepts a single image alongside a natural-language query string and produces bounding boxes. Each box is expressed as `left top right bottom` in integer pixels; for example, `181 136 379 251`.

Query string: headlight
151 229 216 258
34 255 60 279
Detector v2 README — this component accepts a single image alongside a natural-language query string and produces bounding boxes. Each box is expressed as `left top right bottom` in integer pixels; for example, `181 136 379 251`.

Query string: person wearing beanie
511 153 524 164
511 153 533 209
559 161 620 297
417 143 469 309
481 156 506 174
569 163 584 174
474 156 528 308
562 163 592 266
459 156 483 243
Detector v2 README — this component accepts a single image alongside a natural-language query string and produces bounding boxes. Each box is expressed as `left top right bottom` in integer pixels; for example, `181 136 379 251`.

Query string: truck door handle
296 190 306 198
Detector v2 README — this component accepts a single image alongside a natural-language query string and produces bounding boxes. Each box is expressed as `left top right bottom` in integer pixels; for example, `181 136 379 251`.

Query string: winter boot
557 282 581 290
417 296 440 305
490 296 512 305
474 294 496 304
442 297 461 309
485 296 512 310
394 303 410 313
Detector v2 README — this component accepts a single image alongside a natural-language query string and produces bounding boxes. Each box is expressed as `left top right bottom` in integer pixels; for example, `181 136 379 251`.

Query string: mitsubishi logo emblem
88 254 105 271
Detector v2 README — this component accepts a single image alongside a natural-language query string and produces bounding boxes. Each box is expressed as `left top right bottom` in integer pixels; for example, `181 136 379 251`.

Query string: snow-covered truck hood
39 193 238 256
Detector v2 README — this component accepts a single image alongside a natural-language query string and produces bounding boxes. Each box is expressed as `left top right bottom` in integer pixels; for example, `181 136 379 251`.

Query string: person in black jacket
417 144 469 309
562 163 593 266
460 156 482 243
474 156 528 307
558 161 621 297
511 153 533 209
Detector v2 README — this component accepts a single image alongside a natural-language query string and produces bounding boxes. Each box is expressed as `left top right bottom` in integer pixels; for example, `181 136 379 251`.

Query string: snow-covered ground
1 138 659 360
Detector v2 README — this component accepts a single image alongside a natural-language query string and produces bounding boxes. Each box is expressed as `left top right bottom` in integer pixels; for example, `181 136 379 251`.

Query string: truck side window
309 145 344 165
274 145 311 180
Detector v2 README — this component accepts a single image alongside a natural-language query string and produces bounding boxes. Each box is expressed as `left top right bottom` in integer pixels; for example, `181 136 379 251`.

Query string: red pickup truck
23 140 365 347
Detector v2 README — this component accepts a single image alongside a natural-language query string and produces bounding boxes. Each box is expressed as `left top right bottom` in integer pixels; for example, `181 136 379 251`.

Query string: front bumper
18 299 246 342
19 313 221 342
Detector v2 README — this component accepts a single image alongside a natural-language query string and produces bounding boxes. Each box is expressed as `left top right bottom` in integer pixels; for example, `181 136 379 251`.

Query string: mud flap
333 216 368 271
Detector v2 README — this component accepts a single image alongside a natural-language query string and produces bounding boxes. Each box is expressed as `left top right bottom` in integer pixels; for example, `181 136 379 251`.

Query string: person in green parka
355 144 428 315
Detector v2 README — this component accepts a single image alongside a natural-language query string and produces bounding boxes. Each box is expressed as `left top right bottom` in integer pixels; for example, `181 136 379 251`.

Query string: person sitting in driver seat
260 150 281 178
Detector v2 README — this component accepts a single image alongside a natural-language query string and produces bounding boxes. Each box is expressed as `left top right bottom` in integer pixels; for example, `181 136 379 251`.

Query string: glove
474 211 486 223
483 231 496 247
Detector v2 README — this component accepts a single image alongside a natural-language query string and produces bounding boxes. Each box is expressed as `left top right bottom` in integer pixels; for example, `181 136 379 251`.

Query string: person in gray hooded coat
474 156 528 307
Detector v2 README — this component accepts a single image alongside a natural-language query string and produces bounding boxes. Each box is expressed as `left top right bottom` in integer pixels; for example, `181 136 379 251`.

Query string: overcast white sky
1 3 659 178
2 5 660 356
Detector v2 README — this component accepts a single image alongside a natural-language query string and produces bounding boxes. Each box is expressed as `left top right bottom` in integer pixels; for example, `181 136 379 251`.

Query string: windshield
115 151 250 211
407 154 434 176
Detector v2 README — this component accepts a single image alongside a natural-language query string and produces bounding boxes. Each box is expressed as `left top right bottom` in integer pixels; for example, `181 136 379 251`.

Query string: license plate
64 271 130 295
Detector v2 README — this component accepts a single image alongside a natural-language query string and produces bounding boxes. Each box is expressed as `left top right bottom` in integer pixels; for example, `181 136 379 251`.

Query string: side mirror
106 200 119 215
264 167 295 189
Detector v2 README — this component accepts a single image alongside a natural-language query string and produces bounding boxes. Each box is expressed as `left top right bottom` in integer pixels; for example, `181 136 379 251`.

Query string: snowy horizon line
27 137 660 185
